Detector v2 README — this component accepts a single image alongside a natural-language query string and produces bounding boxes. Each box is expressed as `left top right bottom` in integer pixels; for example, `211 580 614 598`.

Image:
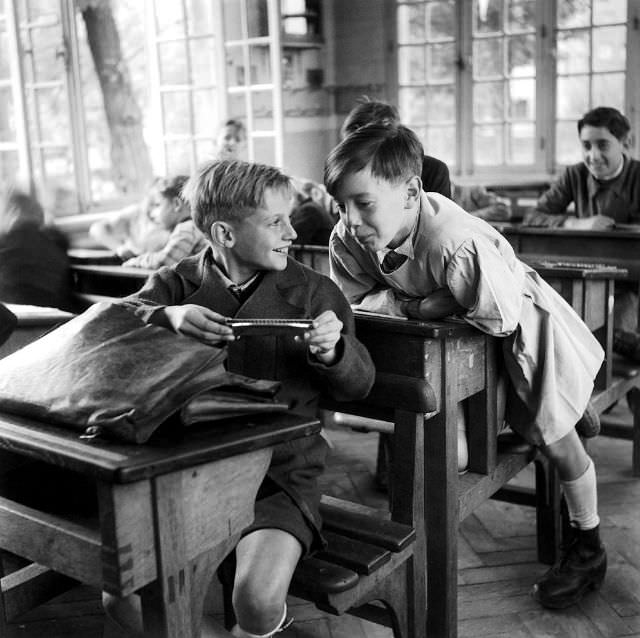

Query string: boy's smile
221 187 296 282
580 125 625 180
333 167 419 252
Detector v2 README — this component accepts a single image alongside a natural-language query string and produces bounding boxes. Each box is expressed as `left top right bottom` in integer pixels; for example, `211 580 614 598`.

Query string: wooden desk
496 225 640 280
0 305 75 359
326 314 551 638
0 412 319 637
67 248 122 265
521 260 627 390
71 264 152 303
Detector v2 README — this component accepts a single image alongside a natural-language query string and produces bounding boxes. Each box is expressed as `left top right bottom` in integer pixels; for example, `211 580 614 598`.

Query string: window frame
392 0 638 183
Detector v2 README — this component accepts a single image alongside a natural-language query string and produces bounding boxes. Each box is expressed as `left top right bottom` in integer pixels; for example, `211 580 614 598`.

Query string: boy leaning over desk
110 159 374 638
326 122 606 611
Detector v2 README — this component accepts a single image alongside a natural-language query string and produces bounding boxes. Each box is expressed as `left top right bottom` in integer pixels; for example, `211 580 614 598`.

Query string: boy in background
326 123 606 610
109 159 374 637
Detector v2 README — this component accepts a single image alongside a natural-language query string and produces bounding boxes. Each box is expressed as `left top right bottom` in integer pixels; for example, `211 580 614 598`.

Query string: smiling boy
524 106 640 229
111 159 374 638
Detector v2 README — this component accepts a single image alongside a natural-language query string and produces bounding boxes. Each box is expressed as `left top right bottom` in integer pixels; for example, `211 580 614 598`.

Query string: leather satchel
0 302 267 443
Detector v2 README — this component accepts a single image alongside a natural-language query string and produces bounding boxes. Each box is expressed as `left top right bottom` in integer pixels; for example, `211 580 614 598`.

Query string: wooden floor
3 403 640 638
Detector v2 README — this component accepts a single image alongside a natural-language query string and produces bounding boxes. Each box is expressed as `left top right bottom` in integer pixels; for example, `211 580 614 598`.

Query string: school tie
380 249 408 274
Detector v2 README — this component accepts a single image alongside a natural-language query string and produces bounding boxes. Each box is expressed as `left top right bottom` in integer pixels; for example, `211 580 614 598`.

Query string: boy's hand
305 310 343 365
163 304 235 346
403 289 464 320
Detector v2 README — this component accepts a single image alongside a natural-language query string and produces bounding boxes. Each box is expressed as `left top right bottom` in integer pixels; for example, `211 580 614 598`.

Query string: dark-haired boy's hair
324 124 423 198
340 97 401 139
157 175 189 201
578 107 630 141
182 159 292 235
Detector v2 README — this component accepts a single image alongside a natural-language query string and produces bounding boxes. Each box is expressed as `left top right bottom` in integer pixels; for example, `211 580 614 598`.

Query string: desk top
354 312 477 338
67 248 122 265
70 264 154 279
493 223 640 239
4 304 75 326
0 411 320 484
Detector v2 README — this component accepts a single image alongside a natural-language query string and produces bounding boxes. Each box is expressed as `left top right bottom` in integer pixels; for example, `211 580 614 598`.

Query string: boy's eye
356 200 374 209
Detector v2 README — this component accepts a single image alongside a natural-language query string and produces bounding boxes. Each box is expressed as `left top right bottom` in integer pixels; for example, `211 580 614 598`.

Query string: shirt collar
376 208 419 264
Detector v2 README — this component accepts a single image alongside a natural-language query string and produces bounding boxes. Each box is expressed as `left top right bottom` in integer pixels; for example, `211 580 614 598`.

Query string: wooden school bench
70 264 151 309
0 411 319 638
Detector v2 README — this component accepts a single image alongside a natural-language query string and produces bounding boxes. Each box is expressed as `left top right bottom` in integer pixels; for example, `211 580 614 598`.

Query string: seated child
123 175 208 269
108 159 375 638
290 180 337 245
88 177 170 260
325 123 606 610
451 183 512 222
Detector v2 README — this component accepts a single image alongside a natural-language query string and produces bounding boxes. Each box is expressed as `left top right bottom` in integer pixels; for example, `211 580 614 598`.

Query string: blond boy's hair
182 160 292 235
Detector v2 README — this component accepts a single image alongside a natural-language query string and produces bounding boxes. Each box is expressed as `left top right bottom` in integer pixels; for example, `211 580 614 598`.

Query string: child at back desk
326 123 606 610
111 159 374 638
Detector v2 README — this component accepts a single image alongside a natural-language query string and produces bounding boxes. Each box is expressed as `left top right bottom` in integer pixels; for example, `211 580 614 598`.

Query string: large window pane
473 38 503 78
507 122 534 164
249 45 271 84
592 26 625 72
193 89 219 136
592 73 624 111
155 3 184 39
428 42 455 81
593 0 626 25
246 0 269 38
0 151 19 183
398 46 426 84
427 1 454 39
399 86 427 124
162 91 191 135
475 0 502 33
557 0 590 29
397 4 426 43
508 78 534 119
190 38 217 86
556 75 589 119
423 125 455 166
474 82 504 122
0 86 14 142
186 0 216 36
474 125 503 165
556 121 580 165
158 42 189 85
507 0 536 33
223 0 243 40
507 34 534 77
426 86 455 122
557 30 590 74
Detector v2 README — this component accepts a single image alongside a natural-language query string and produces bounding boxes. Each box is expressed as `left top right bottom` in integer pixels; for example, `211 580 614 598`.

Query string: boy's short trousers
242 476 315 555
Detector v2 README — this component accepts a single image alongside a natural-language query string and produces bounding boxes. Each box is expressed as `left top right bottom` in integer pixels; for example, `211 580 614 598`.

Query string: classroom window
396 0 633 179
0 0 286 216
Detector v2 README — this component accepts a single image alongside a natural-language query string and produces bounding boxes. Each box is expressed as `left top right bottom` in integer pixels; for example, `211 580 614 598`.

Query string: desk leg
140 450 271 638
425 339 460 638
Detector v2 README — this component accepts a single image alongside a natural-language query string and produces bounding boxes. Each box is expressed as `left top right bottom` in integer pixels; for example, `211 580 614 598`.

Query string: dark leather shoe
575 401 600 438
532 526 607 609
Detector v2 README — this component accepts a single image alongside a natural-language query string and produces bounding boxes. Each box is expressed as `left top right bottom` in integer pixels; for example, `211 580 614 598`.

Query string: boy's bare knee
233 581 285 635
541 429 590 480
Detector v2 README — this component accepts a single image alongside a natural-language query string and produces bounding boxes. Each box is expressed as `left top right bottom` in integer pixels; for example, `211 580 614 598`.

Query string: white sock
232 603 289 638
561 458 600 530
457 402 468 471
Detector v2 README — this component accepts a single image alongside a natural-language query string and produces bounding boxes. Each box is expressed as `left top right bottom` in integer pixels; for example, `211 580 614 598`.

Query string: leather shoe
532 526 607 609
575 401 600 438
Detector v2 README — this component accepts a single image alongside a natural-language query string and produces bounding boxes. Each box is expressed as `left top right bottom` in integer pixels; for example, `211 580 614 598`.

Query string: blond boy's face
333 167 412 252
225 187 297 281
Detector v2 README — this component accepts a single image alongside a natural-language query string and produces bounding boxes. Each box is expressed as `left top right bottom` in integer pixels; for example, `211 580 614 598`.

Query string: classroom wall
279 0 391 183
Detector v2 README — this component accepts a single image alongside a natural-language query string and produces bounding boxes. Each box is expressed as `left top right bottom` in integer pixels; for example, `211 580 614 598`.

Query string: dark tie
381 250 408 274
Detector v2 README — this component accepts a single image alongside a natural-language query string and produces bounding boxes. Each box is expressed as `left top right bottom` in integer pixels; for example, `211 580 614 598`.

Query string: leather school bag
0 302 249 443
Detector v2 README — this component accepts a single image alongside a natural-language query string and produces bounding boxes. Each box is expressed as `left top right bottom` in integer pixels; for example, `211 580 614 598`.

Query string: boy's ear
210 221 235 247
404 175 422 207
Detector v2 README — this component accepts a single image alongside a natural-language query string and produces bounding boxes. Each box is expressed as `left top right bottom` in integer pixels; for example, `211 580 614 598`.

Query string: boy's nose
343 206 361 233
284 218 297 240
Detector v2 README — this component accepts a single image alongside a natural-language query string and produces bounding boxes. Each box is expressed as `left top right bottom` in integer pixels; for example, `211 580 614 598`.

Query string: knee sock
232 603 290 638
457 402 468 472
561 457 600 530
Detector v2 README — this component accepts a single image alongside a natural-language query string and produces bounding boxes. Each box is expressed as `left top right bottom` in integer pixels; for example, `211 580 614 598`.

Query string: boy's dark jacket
120 248 375 547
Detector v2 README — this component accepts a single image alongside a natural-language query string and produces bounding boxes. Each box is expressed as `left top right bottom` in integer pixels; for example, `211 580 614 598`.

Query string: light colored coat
330 192 604 446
